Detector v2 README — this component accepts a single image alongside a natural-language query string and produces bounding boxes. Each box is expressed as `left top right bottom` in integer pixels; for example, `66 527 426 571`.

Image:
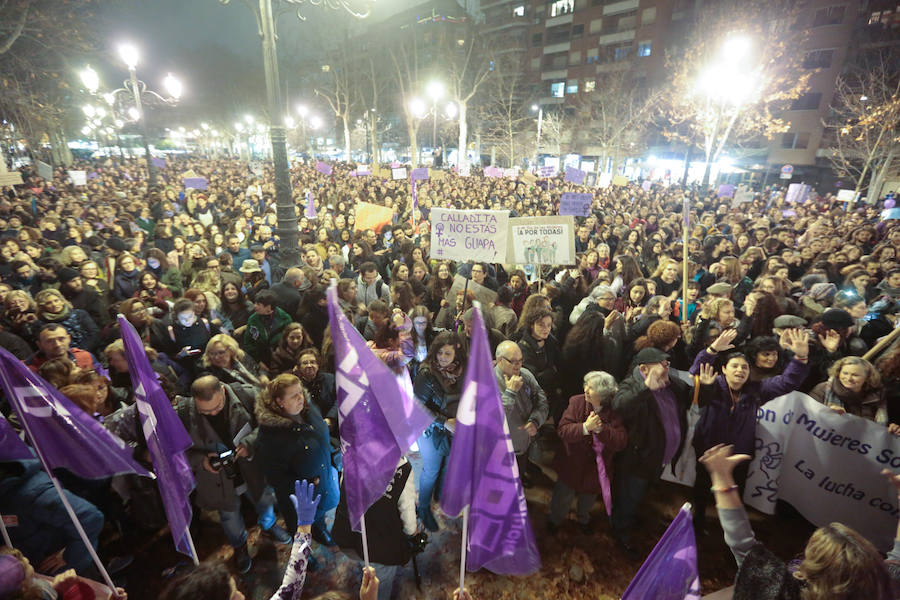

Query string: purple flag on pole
183 177 208 190
440 306 541 575
411 180 418 213
327 287 432 531
305 190 317 219
151 157 167 169
0 413 32 461
622 503 701 600
0 348 150 479
591 435 613 516
564 166 586 184
119 317 195 558
410 167 429 182
316 161 333 175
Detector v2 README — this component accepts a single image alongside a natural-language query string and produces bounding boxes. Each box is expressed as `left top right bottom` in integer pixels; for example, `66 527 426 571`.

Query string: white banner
430 208 509 263
68 170 87 186
744 392 900 551
506 216 576 266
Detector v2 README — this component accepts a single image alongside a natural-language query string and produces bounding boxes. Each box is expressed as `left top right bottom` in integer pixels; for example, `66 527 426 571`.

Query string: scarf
436 362 462 387
42 304 71 322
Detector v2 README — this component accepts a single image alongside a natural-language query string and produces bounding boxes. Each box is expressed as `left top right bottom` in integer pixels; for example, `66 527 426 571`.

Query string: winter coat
175 386 266 511
611 368 692 480
494 366 549 454
355 274 390 306
553 395 627 494
242 307 292 364
517 330 561 399
40 308 100 353
255 400 339 531
113 269 142 301
810 378 887 424
415 365 463 453
62 286 109 328
690 350 809 456
301 372 337 423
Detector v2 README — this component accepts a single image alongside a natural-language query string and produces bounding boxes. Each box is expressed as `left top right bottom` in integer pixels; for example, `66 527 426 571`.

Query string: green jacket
242 306 292 364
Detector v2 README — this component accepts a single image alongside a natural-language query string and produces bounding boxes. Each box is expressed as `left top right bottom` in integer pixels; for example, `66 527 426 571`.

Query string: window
584 79 596 92
513 5 525 17
590 18 603 34
569 50 581 65
586 47 599 63
813 5 846 26
618 13 637 30
803 49 834 69
614 45 631 61
790 92 823 110
641 7 657 25
781 132 811 149
548 25 571 43
550 0 574 17
532 33 543 46
566 79 579 94
572 24 584 38
551 82 565 97
637 41 652 56
530 57 541 70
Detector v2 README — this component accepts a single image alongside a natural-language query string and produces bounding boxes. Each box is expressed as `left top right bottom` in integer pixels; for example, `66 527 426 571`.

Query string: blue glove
290 479 321 527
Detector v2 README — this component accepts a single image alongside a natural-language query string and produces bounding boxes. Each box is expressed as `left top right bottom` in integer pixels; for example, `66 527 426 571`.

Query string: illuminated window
551 82 565 97
550 0 574 18
637 41 651 56
513 5 525 17
614 45 631 61
585 80 596 92
586 48 599 64
566 79 578 94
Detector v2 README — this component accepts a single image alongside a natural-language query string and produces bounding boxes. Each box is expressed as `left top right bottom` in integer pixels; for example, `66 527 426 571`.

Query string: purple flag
183 177 208 190
622 503 700 600
0 348 150 479
118 317 195 558
410 167 429 182
440 306 541 575
591 435 612 516
87 171 99 180
151 157 167 169
564 166 586 184
123 171 133 181
316 161 333 175
0 413 32 461
411 180 418 214
717 184 735 198
305 190 317 219
327 287 432 531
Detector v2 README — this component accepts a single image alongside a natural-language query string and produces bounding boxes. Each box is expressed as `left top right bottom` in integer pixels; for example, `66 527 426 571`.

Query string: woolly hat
819 308 854 330
57 267 80 283
808 282 837 302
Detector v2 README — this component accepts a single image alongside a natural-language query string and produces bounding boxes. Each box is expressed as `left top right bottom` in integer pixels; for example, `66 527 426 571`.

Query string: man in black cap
58 267 109 327
610 346 692 558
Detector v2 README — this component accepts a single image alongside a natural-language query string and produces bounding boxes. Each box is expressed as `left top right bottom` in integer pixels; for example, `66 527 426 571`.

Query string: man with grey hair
547 370 626 535
494 340 549 487
269 267 307 318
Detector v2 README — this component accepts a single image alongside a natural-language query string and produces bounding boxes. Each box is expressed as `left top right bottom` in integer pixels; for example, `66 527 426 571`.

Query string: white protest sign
507 216 576 266
430 208 509 263
37 161 53 181
744 392 900 551
68 170 87 186
391 167 408 180
446 273 497 307
837 189 858 202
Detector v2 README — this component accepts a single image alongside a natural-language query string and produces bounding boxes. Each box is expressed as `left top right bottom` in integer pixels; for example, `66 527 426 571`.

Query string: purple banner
564 167 586 184
183 177 208 190
0 348 149 479
559 192 593 217
785 183 810 204
316 161 333 175
119 316 195 558
151 158 167 169
484 166 503 178
327 287 432 531
0 413 32 461
441 306 541 575
622 504 700 600
717 184 735 198
410 167 429 182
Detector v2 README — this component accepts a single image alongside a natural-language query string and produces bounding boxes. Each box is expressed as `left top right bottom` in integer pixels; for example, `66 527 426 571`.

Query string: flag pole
459 504 469 592
0 368 118 590
360 513 371 569
681 196 689 324
0 513 12 547
186 526 200 566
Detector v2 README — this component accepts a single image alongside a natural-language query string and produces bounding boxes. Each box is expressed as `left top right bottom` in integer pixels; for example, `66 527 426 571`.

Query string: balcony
482 19 531 34
539 96 566 105
541 69 568 80
546 13 574 27
603 0 639 16
480 0 517 10
543 41 572 54
596 29 635 45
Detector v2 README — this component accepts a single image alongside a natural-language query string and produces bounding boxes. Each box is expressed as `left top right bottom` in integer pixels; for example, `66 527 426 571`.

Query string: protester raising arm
268 479 320 600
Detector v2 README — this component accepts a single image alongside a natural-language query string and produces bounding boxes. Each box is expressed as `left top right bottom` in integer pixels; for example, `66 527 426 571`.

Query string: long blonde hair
798 522 892 600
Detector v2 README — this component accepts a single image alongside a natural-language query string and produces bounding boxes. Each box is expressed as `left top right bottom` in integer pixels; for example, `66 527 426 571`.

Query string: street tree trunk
457 101 468 168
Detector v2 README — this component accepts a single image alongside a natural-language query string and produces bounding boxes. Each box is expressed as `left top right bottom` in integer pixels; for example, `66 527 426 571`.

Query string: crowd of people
2 154 900 599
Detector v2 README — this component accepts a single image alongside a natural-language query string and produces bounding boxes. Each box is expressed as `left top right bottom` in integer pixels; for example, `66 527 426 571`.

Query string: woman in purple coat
548 370 627 535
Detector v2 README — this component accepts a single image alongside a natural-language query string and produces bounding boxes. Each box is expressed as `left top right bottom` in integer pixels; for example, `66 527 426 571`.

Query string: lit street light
531 104 543 168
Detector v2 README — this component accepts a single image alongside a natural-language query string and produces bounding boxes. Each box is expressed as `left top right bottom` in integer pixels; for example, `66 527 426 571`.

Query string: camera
408 531 428 555
209 449 238 479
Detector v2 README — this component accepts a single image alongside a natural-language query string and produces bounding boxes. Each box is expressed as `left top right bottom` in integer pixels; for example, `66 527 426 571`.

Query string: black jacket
517 330 561 398
269 282 302 319
611 369 692 480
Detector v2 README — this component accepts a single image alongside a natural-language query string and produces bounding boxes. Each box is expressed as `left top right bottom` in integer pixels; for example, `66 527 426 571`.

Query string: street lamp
80 66 99 94
531 104 543 168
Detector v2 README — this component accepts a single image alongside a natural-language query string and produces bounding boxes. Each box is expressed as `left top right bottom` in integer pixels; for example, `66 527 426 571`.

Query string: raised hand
290 479 321 527
698 363 717 385
785 328 810 358
818 329 841 353
699 444 751 483
709 328 738 353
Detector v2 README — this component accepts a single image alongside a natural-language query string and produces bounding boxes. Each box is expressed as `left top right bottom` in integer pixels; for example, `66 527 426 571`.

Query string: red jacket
27 348 98 373
553 394 627 494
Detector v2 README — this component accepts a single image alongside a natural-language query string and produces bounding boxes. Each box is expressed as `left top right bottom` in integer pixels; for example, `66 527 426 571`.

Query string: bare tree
389 31 424 167
444 23 492 167
658 0 809 187
315 33 357 162
478 52 531 167
824 48 900 199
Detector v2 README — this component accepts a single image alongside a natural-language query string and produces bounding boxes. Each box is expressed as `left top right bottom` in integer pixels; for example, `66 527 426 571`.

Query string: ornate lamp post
216 0 372 265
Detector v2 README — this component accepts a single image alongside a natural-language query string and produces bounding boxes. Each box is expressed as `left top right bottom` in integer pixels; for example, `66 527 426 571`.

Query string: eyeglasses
501 356 523 366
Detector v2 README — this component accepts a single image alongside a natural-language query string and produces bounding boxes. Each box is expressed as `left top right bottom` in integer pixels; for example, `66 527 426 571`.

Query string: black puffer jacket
517 330 561 399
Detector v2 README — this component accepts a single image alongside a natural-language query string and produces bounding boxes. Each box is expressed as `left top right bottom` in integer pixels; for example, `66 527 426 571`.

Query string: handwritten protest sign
564 167 586 184
785 183 810 203
430 208 509 263
559 193 593 217
743 392 900 551
68 170 87 186
183 177 208 190
539 165 556 178
837 189 858 202
391 167 408 180
507 216 576 266
411 167 429 181
503 168 519 179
